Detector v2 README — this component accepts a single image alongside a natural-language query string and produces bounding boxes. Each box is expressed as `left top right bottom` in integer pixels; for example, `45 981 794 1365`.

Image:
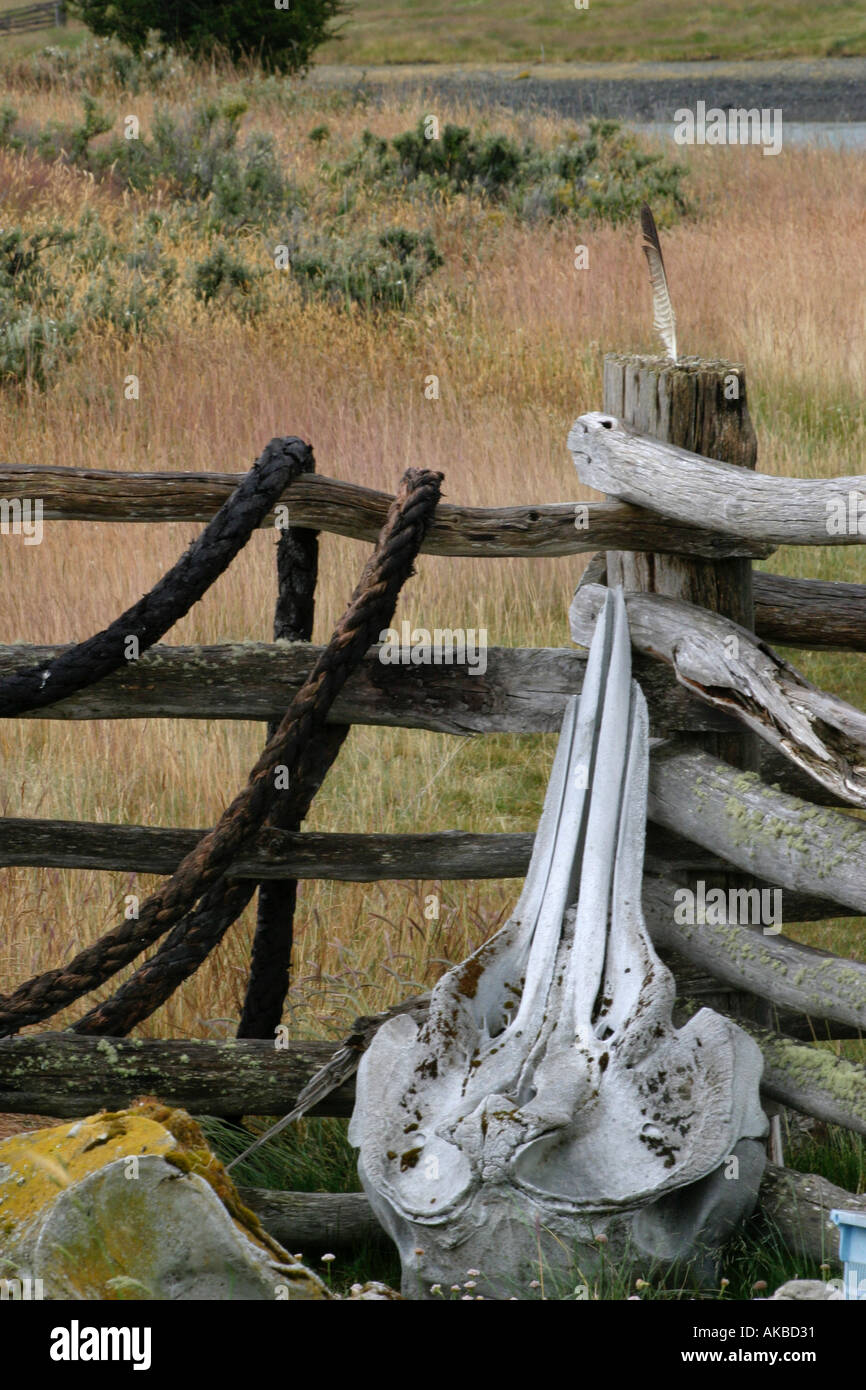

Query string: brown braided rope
70 726 352 1036
0 467 443 1037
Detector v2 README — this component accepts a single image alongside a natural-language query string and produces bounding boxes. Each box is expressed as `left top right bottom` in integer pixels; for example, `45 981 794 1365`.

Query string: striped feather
640 203 677 363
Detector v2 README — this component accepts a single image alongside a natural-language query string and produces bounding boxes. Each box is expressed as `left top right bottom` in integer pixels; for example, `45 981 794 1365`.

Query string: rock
0 1099 330 1300
771 1279 844 1300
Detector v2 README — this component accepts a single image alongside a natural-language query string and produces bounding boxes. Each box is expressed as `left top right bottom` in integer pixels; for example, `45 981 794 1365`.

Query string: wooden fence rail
0 2 65 34
0 464 770 557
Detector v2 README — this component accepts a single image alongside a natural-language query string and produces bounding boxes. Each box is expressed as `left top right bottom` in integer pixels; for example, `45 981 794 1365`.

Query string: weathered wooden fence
2 352 866 1267
0 2 66 34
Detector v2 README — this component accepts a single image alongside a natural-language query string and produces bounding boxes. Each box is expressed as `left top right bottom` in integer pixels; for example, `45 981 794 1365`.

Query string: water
633 121 866 150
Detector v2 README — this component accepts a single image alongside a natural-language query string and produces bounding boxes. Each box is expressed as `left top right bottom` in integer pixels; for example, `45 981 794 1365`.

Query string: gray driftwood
754 573 866 652
758 1164 866 1270
644 876 866 1032
2 1015 864 1131
572 583 866 808
0 820 844 921
580 555 866 655
237 1188 390 1252
0 1035 346 1119
570 411 866 546
744 1025 866 1136
650 744 866 914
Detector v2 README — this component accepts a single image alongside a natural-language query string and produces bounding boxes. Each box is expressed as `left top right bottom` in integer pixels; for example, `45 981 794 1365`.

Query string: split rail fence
2 352 866 1265
0 2 66 35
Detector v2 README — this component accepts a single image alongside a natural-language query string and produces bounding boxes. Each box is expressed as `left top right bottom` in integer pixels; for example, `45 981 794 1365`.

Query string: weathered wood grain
570 410 866 546
746 1024 866 1136
0 641 739 734
572 583 866 807
650 744 866 913
754 572 866 652
0 463 771 559
572 557 866 658
645 876 866 1032
0 1035 347 1119
237 1187 390 1251
3 1023 863 1133
758 1164 866 1270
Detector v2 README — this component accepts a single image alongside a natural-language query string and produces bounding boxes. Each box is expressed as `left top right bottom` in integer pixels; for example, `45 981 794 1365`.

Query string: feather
640 203 677 363
224 994 430 1172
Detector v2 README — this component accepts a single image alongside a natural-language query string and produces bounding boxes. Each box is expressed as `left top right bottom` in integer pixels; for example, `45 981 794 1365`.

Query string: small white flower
321 1253 336 1263
464 1280 477 1289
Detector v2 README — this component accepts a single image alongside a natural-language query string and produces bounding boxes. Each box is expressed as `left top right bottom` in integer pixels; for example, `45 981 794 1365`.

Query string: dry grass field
0 50 864 1071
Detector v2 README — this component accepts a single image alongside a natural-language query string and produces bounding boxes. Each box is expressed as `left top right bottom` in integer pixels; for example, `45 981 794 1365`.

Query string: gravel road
309 58 866 124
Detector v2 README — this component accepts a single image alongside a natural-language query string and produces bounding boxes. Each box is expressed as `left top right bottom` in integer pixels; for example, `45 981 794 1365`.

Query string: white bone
349 589 768 1297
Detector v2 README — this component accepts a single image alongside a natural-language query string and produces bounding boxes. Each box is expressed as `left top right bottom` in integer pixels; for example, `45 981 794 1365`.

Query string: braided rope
0 438 312 715
239 458 323 1041
0 467 443 1036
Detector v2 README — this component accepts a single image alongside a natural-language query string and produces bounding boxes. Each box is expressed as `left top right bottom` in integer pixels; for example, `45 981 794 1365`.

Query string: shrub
334 117 690 225
0 309 77 389
286 225 442 310
0 101 300 231
71 0 349 73
189 243 265 315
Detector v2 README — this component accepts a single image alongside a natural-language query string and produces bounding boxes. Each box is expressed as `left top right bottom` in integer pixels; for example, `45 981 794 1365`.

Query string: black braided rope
239 460 322 1041
0 437 311 717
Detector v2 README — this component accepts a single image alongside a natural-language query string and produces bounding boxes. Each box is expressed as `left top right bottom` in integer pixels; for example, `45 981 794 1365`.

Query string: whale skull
349 589 767 1298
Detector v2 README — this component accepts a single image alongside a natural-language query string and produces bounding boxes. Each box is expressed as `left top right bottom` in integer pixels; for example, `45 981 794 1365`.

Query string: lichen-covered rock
0 1099 330 1300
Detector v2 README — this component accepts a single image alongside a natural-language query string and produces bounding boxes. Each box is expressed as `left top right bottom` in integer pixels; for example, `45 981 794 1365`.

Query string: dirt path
308 58 866 123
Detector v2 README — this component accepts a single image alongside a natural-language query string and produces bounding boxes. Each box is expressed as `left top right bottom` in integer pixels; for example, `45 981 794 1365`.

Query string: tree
71 0 349 72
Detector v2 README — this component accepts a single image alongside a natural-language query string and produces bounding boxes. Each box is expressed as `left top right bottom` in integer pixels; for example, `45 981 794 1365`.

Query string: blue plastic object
830 1210 866 1300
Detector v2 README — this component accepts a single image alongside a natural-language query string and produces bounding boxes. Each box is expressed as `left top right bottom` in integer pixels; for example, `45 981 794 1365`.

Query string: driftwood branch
743 1024 866 1136
237 1188 390 1252
650 745 866 914
4 1016 864 1135
0 464 770 559
755 573 866 653
757 1164 866 1270
569 413 866 546
578 557 866 655
645 876 866 1033
0 1035 346 1118
0 819 845 917
572 583 866 807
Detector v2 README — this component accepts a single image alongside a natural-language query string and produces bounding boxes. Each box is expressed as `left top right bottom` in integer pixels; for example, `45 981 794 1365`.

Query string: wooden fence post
601 353 785 1158
602 353 759 770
